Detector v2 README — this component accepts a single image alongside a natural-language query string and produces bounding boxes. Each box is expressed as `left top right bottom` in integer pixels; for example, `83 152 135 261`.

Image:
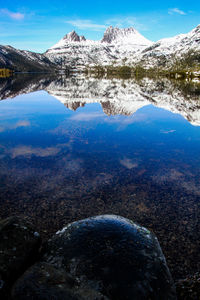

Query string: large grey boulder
12 215 176 299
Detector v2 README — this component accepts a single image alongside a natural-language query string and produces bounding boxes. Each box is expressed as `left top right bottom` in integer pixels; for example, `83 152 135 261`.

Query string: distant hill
0 45 57 72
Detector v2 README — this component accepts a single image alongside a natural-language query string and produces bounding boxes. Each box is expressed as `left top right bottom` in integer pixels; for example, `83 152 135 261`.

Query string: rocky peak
63 30 86 42
101 26 152 45
80 35 86 42
101 26 137 43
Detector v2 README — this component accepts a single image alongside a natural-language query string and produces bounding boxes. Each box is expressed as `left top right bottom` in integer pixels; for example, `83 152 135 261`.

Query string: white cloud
168 8 186 15
10 146 60 158
70 112 105 121
65 19 106 31
0 9 24 20
0 120 30 133
14 120 30 128
160 129 176 134
8 142 70 158
120 158 139 169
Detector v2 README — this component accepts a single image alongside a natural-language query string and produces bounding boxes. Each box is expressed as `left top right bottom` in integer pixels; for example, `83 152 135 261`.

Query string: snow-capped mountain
0 25 199 71
45 25 200 70
1 74 200 126
46 33 115 69
45 26 153 69
140 24 200 68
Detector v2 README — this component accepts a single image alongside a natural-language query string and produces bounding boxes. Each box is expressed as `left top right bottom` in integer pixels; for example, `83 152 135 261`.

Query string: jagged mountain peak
49 25 152 51
105 26 137 34
49 30 87 50
63 30 86 42
101 26 152 45
101 26 137 42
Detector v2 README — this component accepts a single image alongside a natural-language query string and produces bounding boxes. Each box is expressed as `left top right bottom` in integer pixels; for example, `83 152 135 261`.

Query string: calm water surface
0 74 200 279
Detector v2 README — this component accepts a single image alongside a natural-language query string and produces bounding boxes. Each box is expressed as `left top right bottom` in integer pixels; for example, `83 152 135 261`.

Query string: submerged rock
0 216 41 297
12 215 176 299
12 261 108 300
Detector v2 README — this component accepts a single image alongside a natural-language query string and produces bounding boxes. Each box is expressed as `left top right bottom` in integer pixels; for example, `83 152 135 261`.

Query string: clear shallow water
0 75 200 279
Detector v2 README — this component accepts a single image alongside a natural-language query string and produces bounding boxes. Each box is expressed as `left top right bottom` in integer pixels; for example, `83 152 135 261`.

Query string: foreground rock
0 216 41 297
12 215 176 299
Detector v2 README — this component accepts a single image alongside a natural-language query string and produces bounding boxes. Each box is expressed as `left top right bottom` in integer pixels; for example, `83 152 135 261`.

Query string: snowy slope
140 25 200 68
45 26 153 69
45 25 200 69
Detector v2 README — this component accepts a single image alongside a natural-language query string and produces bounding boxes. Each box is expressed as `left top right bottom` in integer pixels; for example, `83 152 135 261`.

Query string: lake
0 74 200 280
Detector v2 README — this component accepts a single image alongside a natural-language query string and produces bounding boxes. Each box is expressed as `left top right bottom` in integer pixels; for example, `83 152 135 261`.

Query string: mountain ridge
45 24 200 70
0 24 200 72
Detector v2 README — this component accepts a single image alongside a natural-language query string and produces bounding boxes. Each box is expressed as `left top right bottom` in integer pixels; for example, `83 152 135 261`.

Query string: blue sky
0 0 199 52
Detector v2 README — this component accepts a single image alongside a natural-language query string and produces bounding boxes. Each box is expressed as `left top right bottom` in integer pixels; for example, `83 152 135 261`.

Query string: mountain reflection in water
0 74 200 280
